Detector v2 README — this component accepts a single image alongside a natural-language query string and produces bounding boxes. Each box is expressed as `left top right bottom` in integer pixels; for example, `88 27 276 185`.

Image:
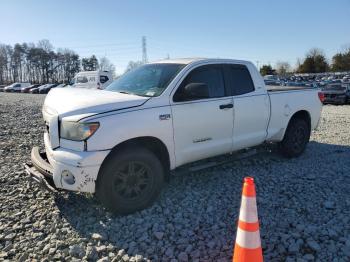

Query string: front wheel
96 147 164 214
279 117 310 158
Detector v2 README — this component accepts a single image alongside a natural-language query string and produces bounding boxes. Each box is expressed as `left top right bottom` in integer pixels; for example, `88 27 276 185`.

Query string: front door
171 64 234 167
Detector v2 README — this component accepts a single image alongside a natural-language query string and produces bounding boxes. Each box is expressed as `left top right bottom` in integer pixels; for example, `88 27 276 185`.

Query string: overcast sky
1 0 349 74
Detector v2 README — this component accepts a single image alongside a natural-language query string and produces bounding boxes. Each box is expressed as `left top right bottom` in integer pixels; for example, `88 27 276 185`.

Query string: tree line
0 40 115 85
260 47 350 76
1 40 349 83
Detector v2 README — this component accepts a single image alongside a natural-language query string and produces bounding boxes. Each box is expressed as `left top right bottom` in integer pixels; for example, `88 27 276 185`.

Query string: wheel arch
98 136 171 181
284 110 312 138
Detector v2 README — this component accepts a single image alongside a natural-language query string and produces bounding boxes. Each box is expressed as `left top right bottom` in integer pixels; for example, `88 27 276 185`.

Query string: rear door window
226 65 255 95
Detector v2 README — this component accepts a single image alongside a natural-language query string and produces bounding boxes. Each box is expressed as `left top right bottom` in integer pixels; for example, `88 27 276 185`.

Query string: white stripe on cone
235 227 261 249
239 196 258 223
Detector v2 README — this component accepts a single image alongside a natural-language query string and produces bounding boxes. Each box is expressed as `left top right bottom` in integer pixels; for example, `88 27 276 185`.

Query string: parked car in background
342 76 350 83
72 71 113 89
322 83 350 105
4 82 31 92
39 83 58 94
263 75 281 86
0 85 5 92
55 83 67 88
21 84 41 93
30 84 48 94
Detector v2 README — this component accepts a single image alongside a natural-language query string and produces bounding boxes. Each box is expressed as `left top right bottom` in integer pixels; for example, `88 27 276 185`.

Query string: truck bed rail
267 86 316 92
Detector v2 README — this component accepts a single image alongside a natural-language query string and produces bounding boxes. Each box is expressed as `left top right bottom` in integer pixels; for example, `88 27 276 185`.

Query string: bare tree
0 40 81 84
99 56 116 78
125 61 143 73
275 61 291 76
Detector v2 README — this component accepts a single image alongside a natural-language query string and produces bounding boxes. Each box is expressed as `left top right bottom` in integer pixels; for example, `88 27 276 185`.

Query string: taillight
318 92 325 103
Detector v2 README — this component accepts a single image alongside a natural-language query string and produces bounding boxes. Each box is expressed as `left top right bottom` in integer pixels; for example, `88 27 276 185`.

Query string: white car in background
4 82 31 92
73 71 113 89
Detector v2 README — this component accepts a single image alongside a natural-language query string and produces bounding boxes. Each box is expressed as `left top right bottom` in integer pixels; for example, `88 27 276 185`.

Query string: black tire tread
96 147 164 214
279 117 311 158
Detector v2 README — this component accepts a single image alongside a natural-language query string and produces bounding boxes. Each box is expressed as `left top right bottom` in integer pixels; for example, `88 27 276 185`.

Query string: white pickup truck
25 58 323 214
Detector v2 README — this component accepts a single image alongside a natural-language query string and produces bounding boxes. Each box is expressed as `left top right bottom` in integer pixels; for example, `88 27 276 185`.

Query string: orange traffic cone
233 177 263 262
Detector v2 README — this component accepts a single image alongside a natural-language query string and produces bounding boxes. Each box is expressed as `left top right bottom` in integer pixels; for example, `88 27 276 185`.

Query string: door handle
219 103 233 109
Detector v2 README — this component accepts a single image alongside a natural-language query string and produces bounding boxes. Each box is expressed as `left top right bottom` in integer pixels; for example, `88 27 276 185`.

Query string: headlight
60 121 99 141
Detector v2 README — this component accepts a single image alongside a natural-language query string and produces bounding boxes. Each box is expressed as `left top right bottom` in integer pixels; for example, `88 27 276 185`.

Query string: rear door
171 64 234 166
225 64 270 150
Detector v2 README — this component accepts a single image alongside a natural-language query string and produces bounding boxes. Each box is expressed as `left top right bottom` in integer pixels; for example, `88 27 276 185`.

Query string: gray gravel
1 92 350 261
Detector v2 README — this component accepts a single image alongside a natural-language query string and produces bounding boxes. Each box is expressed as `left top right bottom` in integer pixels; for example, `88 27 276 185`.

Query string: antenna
142 36 148 63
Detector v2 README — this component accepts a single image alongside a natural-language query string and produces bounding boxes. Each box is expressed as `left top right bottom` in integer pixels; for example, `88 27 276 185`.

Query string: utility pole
142 36 148 64
256 60 260 70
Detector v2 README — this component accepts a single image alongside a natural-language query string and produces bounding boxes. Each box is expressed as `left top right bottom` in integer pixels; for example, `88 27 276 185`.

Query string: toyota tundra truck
25 58 323 214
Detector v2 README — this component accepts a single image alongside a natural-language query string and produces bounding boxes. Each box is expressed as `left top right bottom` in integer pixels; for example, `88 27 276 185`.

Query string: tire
279 117 310 158
96 147 164 214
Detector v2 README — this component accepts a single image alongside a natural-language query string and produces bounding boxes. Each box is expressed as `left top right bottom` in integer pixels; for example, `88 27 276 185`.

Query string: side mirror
183 83 209 100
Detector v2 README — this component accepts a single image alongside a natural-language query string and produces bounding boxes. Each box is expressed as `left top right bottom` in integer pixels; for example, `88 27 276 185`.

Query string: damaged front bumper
24 147 58 192
24 134 110 193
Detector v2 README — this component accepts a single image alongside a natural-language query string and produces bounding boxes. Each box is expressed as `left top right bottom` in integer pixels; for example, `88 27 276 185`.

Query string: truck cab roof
152 58 254 66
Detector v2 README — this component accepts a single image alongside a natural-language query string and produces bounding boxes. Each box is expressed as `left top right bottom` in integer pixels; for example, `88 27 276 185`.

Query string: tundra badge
159 114 171 120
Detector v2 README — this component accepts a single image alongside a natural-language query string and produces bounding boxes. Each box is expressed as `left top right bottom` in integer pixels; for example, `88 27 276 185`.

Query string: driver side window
173 65 225 102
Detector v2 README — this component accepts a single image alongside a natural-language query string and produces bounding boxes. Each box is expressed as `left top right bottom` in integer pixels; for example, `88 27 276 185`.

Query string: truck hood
43 88 149 118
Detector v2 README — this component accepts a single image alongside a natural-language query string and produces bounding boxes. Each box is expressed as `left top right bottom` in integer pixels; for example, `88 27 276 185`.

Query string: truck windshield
106 63 185 97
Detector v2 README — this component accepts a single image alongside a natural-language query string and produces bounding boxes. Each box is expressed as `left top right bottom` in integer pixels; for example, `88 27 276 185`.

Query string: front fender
85 106 176 169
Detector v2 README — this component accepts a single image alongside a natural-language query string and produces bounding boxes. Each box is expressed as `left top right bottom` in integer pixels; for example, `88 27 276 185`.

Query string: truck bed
266 85 322 143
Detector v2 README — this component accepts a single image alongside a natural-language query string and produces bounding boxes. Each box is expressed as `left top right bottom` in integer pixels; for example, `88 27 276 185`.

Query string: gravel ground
0 92 350 262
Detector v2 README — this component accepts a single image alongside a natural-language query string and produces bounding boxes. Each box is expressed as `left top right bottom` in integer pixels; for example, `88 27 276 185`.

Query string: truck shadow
54 141 350 261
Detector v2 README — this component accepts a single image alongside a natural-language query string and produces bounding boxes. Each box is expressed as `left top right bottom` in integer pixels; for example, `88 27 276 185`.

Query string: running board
188 149 258 172
175 147 268 175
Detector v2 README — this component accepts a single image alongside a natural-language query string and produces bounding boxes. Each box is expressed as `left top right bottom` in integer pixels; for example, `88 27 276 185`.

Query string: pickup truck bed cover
267 86 315 92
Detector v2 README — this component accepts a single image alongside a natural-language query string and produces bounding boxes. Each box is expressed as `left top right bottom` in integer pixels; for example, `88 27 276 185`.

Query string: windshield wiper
118 91 132 95
118 90 153 97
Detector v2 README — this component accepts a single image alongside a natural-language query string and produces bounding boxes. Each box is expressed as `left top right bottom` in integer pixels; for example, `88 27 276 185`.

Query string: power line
60 42 139 49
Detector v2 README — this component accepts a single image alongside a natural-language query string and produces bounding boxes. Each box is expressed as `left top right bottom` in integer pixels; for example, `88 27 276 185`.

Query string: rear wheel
96 147 164 214
279 117 310 158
